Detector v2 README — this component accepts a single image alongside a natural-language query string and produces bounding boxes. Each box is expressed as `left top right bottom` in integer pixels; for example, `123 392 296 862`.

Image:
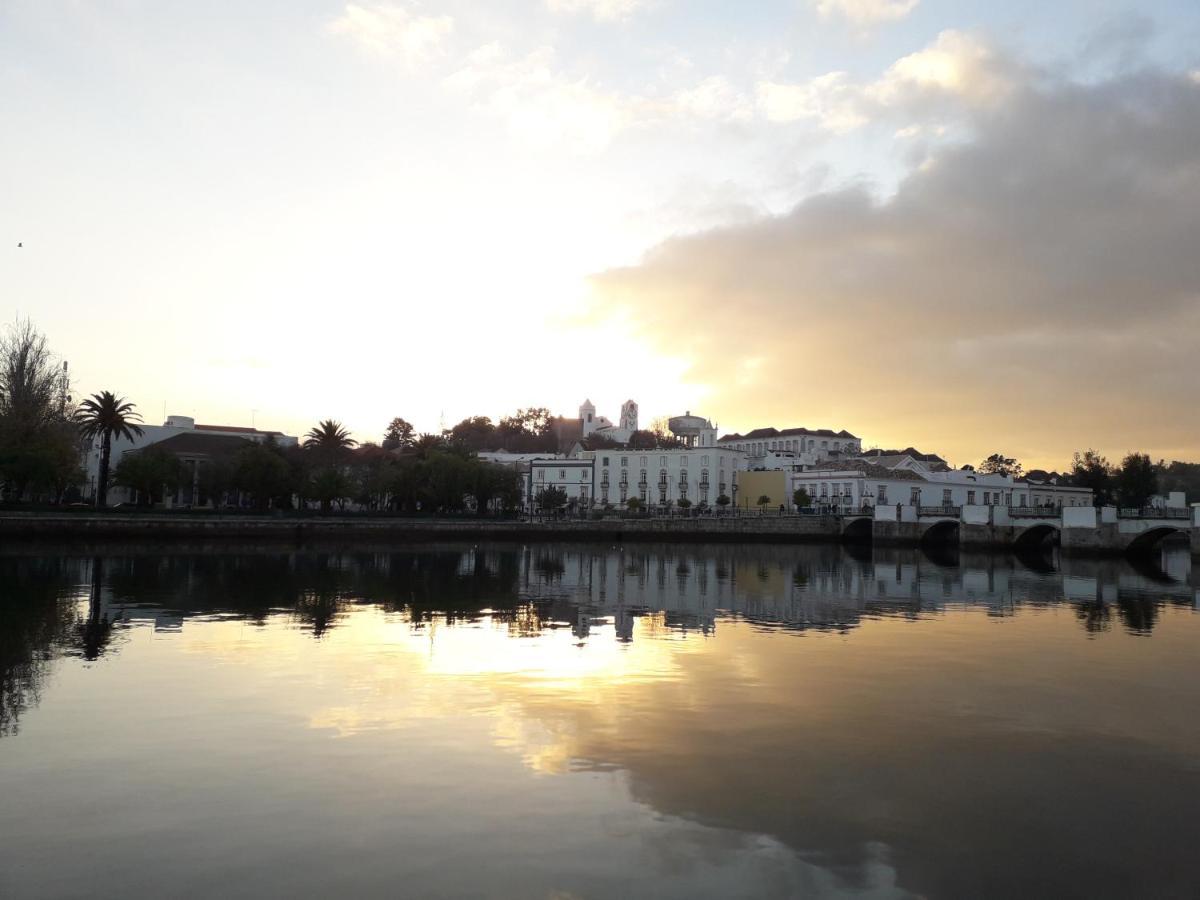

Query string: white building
788 460 1093 511
528 457 596 510
719 426 862 466
528 446 748 510
85 414 298 504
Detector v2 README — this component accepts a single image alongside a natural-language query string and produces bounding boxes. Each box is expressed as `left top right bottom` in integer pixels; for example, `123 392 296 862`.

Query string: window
537 470 545 482
821 441 828 449
844 483 852 496
701 455 709 466
910 487 921 505
659 456 667 467
602 457 609 466
640 456 647 467
878 485 888 503
820 483 828 497
621 457 628 467
983 492 990 505
943 488 951 504
968 490 976 504
1018 493 1026 506
559 470 565 479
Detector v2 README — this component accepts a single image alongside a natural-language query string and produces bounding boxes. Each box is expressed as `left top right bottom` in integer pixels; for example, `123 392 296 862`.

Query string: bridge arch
921 519 960 546
841 516 873 543
1125 526 1190 555
1015 523 1060 551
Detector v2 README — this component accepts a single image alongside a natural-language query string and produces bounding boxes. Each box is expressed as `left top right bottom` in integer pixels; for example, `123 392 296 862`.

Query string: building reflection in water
0 541 1195 737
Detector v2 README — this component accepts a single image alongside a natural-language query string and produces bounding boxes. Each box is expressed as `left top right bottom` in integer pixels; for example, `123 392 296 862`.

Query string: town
1 321 1196 556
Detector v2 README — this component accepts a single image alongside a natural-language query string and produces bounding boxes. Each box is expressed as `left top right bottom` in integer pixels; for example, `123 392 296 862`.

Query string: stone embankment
1 509 1194 557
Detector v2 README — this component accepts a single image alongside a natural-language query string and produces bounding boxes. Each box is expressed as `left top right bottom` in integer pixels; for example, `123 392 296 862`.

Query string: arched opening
1125 527 1187 556
921 519 960 547
841 516 873 543
1015 523 1060 551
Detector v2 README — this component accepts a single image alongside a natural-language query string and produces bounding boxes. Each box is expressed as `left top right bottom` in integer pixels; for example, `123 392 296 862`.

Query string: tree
496 407 556 452
309 466 351 514
979 453 1023 478
445 416 496 452
626 497 643 512
537 486 567 512
0 318 63 440
1071 449 1114 506
304 420 356 454
1155 460 1200 504
412 433 445 459
627 430 659 450
716 494 730 508
757 494 772 510
0 319 77 502
232 440 293 510
677 497 692 510
74 392 144 508
113 446 184 506
649 417 683 449
382 417 415 451
581 433 621 450
1114 452 1157 509
793 488 812 508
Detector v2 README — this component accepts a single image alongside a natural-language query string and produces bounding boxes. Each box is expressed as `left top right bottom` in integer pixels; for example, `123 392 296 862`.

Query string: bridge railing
1118 507 1190 520
1009 507 1061 518
917 506 961 518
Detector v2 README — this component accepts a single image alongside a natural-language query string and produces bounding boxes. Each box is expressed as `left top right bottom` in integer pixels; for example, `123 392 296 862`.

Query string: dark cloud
590 68 1200 466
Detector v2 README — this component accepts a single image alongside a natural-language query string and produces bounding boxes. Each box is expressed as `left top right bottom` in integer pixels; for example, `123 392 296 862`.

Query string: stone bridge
859 504 1197 556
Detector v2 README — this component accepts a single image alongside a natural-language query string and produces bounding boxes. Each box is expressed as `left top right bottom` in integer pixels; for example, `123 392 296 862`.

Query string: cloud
545 0 650 22
328 2 454 67
588 68 1200 465
445 43 630 152
757 30 1017 133
812 0 919 28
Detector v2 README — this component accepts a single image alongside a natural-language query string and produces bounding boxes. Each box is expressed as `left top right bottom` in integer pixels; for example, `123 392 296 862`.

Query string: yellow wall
737 470 789 510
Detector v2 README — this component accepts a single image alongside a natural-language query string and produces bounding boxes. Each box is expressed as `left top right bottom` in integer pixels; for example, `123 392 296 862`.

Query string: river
1 541 1197 898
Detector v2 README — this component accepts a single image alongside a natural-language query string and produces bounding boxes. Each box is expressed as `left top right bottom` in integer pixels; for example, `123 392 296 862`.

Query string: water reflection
0 542 1197 899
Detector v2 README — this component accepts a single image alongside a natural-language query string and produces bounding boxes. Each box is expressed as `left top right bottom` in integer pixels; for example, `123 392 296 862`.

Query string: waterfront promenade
2 506 1196 557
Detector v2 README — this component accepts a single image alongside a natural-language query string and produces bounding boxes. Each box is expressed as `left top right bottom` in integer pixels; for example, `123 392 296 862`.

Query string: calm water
2 541 1198 899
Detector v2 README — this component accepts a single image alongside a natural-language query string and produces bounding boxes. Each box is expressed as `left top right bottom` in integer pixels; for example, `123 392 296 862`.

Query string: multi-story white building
528 457 596 510
719 426 862 465
528 446 748 510
582 447 746 508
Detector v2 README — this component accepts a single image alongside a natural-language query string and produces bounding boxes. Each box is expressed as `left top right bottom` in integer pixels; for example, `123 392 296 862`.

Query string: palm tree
303 419 356 453
74 391 144 508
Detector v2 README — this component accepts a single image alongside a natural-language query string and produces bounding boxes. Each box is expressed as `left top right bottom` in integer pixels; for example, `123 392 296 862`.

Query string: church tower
620 399 638 433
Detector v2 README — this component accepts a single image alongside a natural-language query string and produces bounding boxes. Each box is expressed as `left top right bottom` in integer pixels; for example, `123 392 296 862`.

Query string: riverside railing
1118 507 1191 520
917 506 962 518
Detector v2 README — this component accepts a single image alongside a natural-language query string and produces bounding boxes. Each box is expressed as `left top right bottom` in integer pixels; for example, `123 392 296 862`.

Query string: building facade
788 461 1094 511
528 447 747 511
719 426 862 465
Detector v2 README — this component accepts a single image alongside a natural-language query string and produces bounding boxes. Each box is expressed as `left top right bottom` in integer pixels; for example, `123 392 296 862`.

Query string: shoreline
1 511 1194 558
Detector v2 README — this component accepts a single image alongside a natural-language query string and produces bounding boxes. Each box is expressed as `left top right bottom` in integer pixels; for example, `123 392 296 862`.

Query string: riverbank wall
1 511 1194 557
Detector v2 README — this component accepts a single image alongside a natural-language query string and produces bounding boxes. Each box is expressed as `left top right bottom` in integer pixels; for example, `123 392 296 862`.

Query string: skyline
4 1 1200 471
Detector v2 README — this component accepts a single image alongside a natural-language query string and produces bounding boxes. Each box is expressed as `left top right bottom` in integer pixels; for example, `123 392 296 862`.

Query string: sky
2 0 1199 469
